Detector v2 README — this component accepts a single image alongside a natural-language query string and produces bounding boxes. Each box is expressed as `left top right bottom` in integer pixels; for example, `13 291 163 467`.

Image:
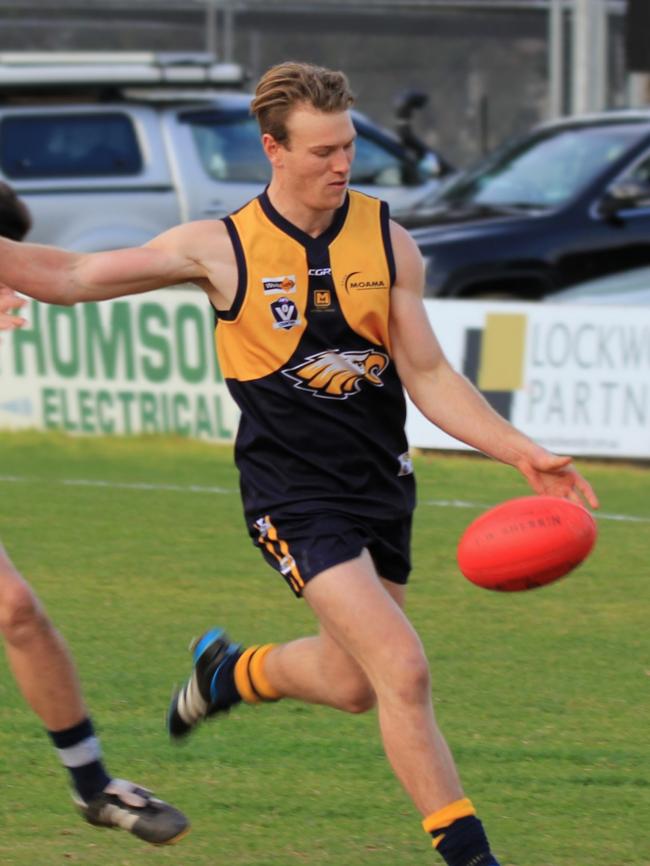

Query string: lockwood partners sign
0 292 649 459
408 299 650 459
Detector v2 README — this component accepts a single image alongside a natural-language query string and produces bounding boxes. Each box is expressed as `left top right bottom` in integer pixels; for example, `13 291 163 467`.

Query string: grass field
0 431 648 866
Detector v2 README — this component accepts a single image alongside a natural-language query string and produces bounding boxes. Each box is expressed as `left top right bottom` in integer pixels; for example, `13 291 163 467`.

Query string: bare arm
388 222 599 508
0 221 218 307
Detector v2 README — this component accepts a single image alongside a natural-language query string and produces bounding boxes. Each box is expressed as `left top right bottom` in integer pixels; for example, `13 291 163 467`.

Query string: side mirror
393 88 454 182
394 88 429 122
394 88 430 162
599 180 650 217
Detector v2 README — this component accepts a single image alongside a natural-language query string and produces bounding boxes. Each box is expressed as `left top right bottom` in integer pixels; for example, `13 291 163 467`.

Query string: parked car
544 265 650 305
409 110 650 299
0 52 451 251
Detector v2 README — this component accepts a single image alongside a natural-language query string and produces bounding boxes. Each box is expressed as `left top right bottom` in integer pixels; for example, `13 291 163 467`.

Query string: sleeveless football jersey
217 188 416 522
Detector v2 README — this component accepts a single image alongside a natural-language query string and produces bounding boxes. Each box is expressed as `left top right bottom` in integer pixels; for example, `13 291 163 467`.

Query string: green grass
0 431 648 866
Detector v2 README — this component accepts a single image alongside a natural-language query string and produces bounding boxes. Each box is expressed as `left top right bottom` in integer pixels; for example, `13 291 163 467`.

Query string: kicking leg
167 550 499 864
261 627 376 713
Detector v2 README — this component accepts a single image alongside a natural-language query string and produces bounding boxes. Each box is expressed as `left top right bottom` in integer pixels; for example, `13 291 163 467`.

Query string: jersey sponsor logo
270 296 301 330
282 348 389 399
314 290 331 307
262 275 296 294
308 268 332 276
343 271 388 292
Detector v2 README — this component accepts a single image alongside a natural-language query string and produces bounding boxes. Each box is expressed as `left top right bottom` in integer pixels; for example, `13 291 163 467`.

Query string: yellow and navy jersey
216 188 415 522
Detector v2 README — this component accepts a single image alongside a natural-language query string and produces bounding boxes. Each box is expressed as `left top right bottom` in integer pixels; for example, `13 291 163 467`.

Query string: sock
47 717 111 804
233 644 282 704
422 798 499 866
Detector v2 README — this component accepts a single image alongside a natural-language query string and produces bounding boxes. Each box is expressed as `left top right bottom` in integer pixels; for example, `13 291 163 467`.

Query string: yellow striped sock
248 643 282 701
422 798 477 847
234 644 282 704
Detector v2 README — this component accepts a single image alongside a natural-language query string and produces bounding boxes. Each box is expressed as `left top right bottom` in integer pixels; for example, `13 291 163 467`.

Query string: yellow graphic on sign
477 313 527 391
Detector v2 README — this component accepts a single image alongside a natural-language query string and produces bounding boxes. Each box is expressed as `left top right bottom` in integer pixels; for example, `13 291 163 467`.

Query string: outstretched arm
388 222 599 509
0 222 209 307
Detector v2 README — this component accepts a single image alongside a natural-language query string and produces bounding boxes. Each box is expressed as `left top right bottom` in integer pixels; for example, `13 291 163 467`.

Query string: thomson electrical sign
406 300 650 459
0 289 237 441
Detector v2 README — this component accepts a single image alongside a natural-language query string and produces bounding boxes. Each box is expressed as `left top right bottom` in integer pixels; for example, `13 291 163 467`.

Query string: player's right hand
0 286 26 332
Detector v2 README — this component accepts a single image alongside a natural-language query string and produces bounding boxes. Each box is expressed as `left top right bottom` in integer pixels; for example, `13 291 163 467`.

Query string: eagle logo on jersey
282 349 389 399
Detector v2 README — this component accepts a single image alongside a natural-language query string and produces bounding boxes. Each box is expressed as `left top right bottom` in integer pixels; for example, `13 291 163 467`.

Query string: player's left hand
516 451 599 510
0 286 26 333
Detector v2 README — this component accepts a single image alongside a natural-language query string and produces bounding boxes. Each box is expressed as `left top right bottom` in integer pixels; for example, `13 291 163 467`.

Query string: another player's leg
0 544 189 845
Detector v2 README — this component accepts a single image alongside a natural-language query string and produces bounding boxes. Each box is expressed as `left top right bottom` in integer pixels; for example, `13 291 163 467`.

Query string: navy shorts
248 510 413 598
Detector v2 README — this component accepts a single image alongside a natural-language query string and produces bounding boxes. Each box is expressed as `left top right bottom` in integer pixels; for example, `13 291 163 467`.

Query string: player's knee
338 681 376 714
391 651 431 706
0 582 47 642
330 665 376 713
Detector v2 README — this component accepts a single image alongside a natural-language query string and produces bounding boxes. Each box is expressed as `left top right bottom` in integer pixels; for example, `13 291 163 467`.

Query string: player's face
266 105 356 211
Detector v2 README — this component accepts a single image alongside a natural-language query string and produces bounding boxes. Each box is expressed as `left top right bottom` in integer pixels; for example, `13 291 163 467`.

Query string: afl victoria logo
282 349 389 399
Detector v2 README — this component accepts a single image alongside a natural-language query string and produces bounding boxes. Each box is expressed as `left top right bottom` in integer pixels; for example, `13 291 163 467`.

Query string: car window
350 134 406 186
184 110 271 184
624 151 650 184
183 108 416 188
439 124 646 210
0 113 142 179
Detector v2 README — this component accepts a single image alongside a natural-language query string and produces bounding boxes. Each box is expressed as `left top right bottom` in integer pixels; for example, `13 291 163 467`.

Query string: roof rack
0 52 245 90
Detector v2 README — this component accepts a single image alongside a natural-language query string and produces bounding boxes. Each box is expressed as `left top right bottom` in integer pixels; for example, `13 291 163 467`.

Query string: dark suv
408 111 650 299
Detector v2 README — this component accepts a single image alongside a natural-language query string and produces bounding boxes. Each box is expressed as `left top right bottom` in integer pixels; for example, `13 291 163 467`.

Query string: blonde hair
251 62 355 146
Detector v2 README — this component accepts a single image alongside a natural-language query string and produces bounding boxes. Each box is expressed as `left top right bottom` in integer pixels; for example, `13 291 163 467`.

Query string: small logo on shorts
397 452 414 476
279 554 297 576
254 516 271 538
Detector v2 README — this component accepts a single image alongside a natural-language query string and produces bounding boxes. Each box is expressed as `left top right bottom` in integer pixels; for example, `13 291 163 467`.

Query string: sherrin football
457 495 597 592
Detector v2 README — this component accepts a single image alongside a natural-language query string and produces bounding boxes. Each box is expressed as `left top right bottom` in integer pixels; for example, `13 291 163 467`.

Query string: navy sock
47 718 111 803
433 816 499 866
210 650 243 711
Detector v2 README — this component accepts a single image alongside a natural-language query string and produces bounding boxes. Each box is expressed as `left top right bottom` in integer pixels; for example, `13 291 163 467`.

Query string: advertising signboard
0 289 237 441
407 300 650 458
2 294 649 459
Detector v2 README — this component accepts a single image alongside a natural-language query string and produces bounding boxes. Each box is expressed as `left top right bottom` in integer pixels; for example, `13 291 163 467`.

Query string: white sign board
0 290 239 441
406 300 650 459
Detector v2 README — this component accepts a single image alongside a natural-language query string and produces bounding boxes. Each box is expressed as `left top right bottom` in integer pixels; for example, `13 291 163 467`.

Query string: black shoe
74 779 189 845
466 857 502 866
167 627 242 739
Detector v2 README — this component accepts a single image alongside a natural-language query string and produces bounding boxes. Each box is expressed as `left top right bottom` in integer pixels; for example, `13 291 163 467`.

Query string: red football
457 496 597 592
